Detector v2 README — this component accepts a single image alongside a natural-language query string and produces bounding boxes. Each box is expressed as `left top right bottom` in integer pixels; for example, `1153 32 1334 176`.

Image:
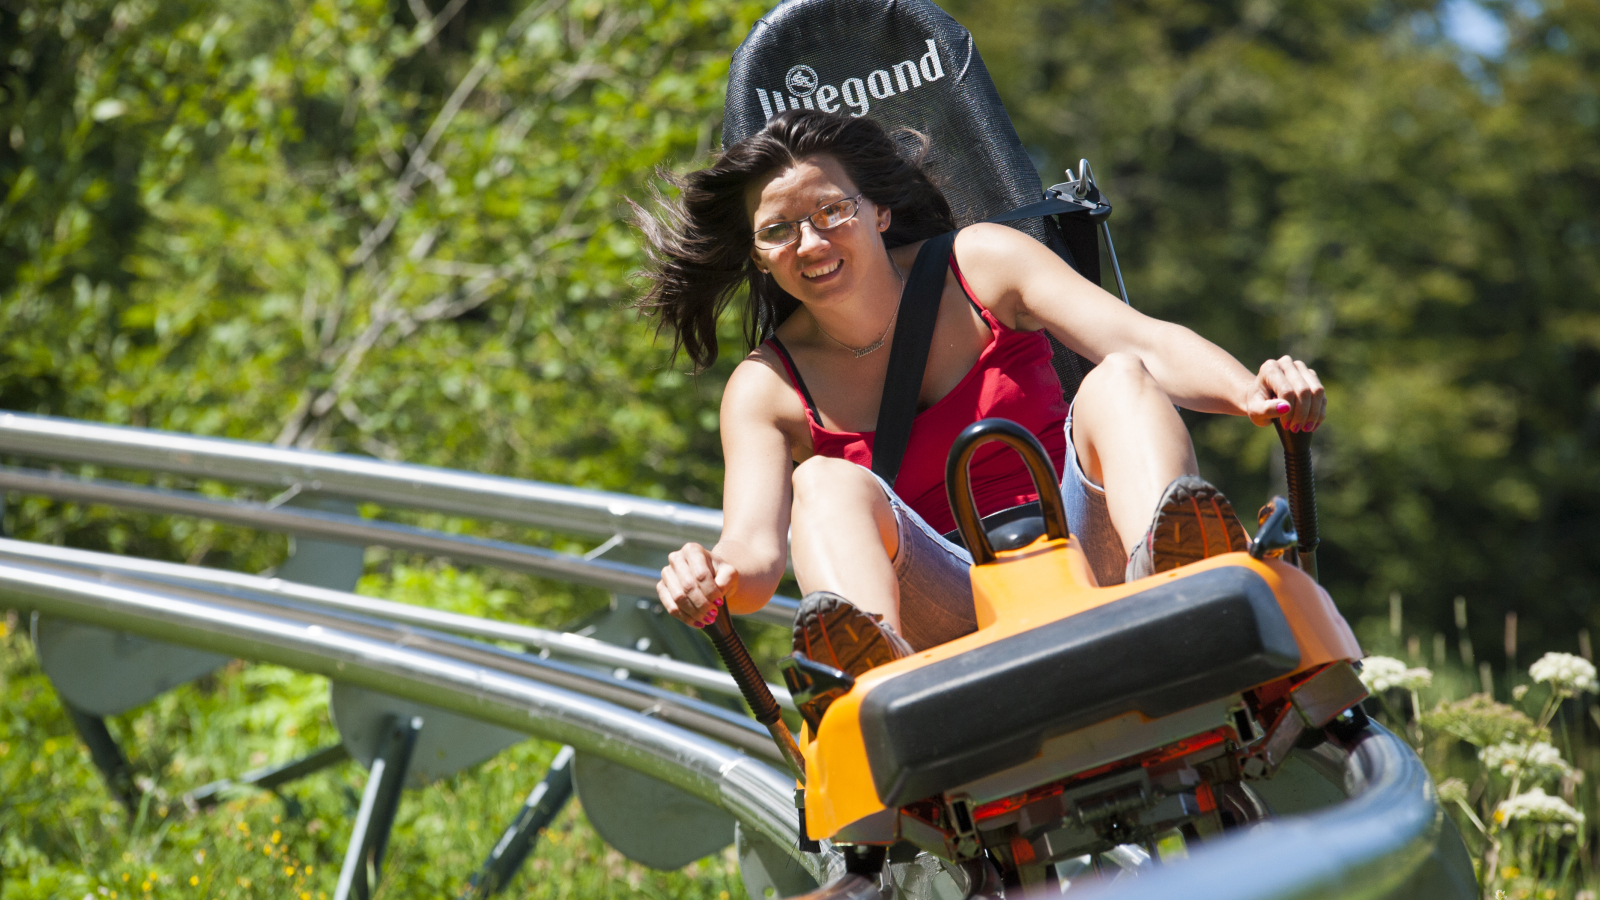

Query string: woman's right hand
657 542 739 628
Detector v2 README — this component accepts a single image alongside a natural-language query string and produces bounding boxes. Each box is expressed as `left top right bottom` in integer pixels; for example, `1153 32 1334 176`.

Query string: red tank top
765 255 1070 535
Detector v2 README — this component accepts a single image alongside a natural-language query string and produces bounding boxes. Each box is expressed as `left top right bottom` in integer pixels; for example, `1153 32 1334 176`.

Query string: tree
1 0 764 567
943 0 1600 652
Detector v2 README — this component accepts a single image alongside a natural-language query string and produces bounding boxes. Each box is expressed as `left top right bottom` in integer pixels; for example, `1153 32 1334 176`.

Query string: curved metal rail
0 559 841 885
0 537 793 712
1084 723 1475 899
0 461 798 629
0 411 1475 899
3 543 1472 899
0 412 721 548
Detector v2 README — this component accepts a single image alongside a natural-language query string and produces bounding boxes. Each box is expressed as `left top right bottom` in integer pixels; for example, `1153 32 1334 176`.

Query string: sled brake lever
703 606 807 784
1273 421 1320 581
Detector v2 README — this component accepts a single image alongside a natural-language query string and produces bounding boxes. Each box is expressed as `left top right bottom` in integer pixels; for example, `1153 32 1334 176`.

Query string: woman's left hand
1245 355 1325 432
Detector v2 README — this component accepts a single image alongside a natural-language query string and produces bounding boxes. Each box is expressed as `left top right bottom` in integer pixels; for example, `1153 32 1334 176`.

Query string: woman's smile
802 259 843 280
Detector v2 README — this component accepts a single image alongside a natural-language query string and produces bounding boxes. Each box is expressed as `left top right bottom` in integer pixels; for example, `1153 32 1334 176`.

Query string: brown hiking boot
1125 476 1251 582
791 591 912 678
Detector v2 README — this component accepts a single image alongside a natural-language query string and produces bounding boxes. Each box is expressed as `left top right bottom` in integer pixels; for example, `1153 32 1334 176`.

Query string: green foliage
1 0 762 514
942 0 1600 650
1424 692 1548 747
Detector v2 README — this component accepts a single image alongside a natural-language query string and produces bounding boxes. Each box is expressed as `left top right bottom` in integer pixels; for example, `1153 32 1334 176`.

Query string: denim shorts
865 411 1126 652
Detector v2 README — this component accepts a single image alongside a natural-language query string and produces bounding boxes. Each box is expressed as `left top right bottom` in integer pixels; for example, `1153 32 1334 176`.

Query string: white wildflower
1479 741 1573 784
1359 656 1433 692
1529 652 1598 695
1495 787 1585 835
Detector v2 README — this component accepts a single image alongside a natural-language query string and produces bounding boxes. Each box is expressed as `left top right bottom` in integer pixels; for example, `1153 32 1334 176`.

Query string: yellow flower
1501 866 1521 878
285 866 295 876
189 876 199 886
304 866 313 875
271 830 282 844
122 874 130 882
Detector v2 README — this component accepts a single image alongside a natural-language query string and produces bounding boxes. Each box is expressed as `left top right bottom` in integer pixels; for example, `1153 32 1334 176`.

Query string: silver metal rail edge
1084 723 1474 900
0 412 723 548
0 465 799 629
0 537 794 711
0 559 840 882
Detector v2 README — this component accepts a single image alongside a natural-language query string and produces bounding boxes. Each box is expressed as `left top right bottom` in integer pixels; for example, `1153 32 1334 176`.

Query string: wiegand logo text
756 40 945 120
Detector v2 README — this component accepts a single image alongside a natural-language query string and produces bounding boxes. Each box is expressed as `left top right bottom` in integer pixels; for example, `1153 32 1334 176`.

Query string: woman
637 110 1323 677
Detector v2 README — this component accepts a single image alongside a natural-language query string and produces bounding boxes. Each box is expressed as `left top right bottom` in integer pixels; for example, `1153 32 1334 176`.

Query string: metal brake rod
0 560 838 880
0 466 799 629
0 412 724 549
0 537 794 712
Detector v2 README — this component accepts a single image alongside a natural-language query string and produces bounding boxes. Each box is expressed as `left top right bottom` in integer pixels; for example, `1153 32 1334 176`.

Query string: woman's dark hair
632 109 955 371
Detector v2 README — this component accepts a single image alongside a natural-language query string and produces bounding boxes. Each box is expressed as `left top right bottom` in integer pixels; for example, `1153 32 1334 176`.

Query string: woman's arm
953 224 1325 430
656 357 799 625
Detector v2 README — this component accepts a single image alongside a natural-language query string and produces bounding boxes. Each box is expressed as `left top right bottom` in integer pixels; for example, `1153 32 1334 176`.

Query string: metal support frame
63 703 138 812
184 744 351 811
466 746 576 897
335 715 422 900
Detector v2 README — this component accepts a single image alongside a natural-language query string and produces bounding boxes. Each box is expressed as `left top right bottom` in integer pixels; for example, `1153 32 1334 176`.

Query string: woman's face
745 154 892 309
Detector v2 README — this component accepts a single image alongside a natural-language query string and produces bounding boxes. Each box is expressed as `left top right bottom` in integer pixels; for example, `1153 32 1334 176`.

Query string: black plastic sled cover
725 0 1043 238
858 566 1303 807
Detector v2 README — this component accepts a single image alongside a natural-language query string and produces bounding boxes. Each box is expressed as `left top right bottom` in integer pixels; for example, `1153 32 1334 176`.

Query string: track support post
464 746 576 897
64 703 139 813
334 714 422 900
184 744 350 811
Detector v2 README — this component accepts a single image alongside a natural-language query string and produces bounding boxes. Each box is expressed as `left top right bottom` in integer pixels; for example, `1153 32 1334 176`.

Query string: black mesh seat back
724 0 1093 397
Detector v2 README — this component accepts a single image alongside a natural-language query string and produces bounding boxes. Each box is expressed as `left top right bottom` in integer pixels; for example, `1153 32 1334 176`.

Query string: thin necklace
814 253 906 358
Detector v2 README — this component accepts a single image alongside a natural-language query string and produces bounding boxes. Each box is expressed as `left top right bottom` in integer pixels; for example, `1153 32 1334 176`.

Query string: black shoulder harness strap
870 229 959 487
868 194 1108 487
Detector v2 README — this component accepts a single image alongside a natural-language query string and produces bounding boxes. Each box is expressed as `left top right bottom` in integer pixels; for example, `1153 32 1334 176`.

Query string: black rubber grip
1274 421 1320 557
704 606 782 726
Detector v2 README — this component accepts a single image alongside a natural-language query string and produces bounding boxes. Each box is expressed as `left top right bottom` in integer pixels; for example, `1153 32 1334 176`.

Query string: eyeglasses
752 195 864 249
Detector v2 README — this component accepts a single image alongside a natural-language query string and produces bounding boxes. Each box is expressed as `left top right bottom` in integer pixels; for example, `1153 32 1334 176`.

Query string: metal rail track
0 537 794 711
0 412 721 549
0 559 840 884
0 412 1476 898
